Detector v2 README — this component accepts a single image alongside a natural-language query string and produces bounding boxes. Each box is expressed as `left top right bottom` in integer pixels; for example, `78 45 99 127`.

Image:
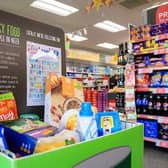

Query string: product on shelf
148 94 154 114
136 93 168 116
130 22 168 42
150 71 162 87
138 119 158 138
158 123 168 141
0 92 18 121
135 74 150 87
162 95 168 116
95 112 121 136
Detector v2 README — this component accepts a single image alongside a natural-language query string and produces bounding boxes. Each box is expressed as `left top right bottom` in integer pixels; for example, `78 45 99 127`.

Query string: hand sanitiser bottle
77 102 97 141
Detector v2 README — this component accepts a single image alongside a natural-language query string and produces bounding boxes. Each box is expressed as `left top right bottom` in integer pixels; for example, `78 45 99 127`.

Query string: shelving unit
131 23 168 148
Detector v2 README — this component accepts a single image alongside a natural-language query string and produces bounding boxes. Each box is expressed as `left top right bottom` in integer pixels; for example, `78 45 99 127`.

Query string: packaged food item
150 72 162 87
135 74 150 87
0 92 18 121
161 72 168 87
2 119 58 138
45 73 83 128
77 102 97 141
158 123 168 140
95 112 121 137
1 125 37 156
61 109 78 130
35 129 80 153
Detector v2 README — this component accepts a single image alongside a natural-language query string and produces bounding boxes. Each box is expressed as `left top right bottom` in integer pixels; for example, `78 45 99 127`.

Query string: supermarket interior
0 0 168 168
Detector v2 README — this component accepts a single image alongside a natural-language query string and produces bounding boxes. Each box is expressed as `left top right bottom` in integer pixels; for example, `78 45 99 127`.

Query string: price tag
156 140 168 148
156 34 168 41
155 88 166 94
138 68 153 74
158 117 168 124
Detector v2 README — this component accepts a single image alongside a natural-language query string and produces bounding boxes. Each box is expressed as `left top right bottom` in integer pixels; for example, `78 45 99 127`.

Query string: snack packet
0 92 18 121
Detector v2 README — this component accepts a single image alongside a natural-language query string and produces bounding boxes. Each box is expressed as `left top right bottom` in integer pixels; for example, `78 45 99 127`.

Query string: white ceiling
0 0 167 54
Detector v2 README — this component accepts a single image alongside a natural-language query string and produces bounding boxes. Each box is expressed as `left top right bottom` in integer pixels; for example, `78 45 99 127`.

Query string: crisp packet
0 92 18 121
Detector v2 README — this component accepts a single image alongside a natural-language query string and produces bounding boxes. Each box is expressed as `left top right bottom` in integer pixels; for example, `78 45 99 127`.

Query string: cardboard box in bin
44 73 84 128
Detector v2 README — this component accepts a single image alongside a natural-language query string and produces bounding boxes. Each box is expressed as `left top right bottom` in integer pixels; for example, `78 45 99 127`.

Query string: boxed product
44 73 84 128
0 125 37 157
0 92 18 121
158 123 168 141
3 119 58 139
138 119 158 138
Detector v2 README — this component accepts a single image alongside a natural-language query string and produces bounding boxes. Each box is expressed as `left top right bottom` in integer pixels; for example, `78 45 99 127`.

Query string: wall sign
0 10 65 118
143 3 168 24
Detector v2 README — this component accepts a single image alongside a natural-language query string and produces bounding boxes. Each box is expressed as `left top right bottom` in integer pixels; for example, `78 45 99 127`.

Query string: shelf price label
144 137 157 143
153 88 166 94
158 117 168 124
138 68 153 74
156 140 168 148
155 34 168 41
154 48 168 55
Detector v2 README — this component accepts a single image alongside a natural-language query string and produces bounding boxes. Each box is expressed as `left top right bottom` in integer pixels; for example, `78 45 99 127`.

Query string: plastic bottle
156 95 161 114
142 95 148 114
77 102 97 141
148 95 153 114
163 96 168 115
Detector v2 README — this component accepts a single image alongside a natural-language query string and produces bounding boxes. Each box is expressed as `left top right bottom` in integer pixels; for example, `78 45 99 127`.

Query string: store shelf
158 116 168 124
138 114 168 124
134 47 168 56
67 71 88 74
131 33 168 44
135 88 151 92
136 87 168 94
134 50 154 56
144 137 168 148
156 140 168 148
137 66 168 74
154 48 168 55
144 137 157 143
137 114 158 120
67 58 118 68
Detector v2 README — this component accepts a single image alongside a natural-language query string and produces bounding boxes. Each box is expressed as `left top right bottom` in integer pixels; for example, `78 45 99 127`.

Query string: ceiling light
94 20 127 32
97 43 118 49
30 0 79 16
66 33 88 42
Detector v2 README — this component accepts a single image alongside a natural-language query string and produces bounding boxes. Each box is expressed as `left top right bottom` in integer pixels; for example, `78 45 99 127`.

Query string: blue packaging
0 127 8 149
0 125 37 156
95 112 121 137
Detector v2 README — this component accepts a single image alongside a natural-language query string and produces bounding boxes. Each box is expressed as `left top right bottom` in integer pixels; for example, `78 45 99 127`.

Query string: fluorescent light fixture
66 33 88 42
94 20 127 32
97 42 118 49
30 0 79 16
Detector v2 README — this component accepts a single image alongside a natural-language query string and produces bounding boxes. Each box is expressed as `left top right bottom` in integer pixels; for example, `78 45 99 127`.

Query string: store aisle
144 142 168 168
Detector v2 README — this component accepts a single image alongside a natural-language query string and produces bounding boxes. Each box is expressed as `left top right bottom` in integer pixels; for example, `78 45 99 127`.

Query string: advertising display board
143 2 168 24
0 10 65 118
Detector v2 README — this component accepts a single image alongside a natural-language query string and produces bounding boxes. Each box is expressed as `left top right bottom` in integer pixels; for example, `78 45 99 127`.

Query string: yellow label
101 116 114 129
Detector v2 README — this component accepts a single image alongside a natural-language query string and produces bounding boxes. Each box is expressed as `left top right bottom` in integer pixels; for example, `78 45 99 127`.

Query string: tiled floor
144 142 168 168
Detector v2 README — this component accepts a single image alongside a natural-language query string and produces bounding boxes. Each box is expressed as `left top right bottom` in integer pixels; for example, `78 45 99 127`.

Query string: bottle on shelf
123 42 128 65
162 95 168 116
155 95 161 115
118 43 124 65
142 94 148 114
136 94 142 114
148 94 154 114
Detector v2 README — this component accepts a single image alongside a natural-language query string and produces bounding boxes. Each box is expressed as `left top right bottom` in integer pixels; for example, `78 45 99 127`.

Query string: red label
156 4 168 24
